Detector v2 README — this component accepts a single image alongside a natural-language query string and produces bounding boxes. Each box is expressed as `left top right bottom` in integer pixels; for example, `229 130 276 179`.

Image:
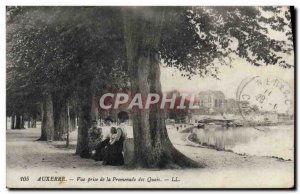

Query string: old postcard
6 6 295 189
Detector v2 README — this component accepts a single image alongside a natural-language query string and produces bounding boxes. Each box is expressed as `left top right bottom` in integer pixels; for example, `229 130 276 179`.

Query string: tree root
126 146 206 169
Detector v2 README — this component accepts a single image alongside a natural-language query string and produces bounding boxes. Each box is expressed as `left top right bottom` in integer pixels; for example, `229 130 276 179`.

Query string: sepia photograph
5 5 295 189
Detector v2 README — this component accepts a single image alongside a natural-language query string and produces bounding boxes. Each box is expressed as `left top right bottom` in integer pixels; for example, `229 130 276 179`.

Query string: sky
160 55 294 100
160 6 295 100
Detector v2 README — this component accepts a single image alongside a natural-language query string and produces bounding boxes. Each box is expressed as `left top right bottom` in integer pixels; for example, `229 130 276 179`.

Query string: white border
1 1 299 194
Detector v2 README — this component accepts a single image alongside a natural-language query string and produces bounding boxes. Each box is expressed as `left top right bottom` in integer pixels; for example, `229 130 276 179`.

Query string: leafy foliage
7 7 128 116
160 6 293 79
6 6 293 116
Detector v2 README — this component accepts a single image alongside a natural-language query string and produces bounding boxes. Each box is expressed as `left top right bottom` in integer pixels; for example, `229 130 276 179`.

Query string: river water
192 124 294 160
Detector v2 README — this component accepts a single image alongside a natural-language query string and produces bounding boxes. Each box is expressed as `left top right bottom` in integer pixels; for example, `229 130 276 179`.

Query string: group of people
88 116 127 166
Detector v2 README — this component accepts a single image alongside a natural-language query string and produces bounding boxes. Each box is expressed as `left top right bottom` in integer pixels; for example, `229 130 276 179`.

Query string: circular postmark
236 76 294 129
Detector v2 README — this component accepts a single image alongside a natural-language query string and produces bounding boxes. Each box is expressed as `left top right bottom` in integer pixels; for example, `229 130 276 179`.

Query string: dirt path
6 128 115 171
6 127 294 188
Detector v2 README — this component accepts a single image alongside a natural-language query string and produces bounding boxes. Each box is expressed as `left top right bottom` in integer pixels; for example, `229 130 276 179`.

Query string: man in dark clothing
88 120 102 158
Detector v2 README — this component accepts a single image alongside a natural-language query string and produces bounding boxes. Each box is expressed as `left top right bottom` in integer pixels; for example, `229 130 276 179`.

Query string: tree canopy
7 7 128 118
159 7 293 79
6 6 294 167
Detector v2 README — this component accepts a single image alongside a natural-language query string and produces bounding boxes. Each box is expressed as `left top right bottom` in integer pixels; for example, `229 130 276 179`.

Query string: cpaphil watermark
98 92 200 110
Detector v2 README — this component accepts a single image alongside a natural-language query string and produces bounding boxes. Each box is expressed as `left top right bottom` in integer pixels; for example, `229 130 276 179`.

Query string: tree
7 7 128 151
7 6 293 168
50 7 128 157
6 66 40 130
122 6 293 168
123 7 199 168
7 7 63 138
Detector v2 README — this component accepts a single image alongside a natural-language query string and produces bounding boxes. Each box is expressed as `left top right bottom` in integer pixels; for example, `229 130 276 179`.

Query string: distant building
278 113 294 122
197 91 251 115
225 98 239 114
198 90 226 114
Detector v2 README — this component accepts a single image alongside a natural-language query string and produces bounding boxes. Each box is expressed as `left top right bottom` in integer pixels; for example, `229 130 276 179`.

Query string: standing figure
88 120 102 158
94 117 113 161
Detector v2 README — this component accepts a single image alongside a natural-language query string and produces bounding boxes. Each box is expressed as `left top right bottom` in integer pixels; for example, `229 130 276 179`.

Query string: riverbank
184 124 294 161
167 127 294 170
7 127 294 188
187 132 292 162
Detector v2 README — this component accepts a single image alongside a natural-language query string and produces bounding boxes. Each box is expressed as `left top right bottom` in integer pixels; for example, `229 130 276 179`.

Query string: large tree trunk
91 95 99 121
53 93 68 141
31 116 36 128
27 118 31 128
15 114 22 129
66 104 71 147
123 8 201 168
29 117 33 128
11 115 15 129
70 109 76 132
21 114 25 129
55 104 68 141
75 79 93 158
38 94 54 141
